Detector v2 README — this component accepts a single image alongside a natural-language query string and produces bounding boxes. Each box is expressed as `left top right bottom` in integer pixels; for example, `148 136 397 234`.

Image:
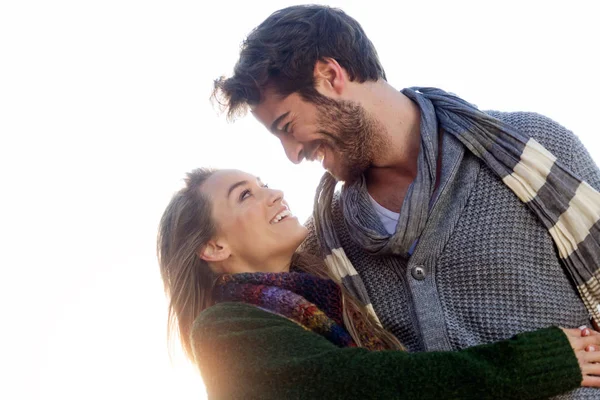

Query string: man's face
252 88 386 183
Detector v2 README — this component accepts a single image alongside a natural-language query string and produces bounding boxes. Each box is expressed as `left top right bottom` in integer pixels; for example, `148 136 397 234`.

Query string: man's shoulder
485 110 570 135
486 110 566 133
485 110 578 160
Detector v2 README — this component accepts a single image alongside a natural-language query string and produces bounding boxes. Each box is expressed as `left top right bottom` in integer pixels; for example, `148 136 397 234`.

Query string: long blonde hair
157 168 403 360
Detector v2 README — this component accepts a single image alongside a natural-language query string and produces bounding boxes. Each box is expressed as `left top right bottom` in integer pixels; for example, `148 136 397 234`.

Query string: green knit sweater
191 302 581 399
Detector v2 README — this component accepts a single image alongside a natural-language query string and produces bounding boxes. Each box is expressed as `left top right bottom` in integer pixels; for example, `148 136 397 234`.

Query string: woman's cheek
235 209 257 233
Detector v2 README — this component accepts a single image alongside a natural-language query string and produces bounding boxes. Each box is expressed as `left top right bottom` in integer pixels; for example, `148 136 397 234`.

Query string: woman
157 167 600 399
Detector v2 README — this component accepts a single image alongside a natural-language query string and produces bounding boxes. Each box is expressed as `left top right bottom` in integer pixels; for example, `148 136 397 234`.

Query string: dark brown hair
213 5 386 120
157 168 403 361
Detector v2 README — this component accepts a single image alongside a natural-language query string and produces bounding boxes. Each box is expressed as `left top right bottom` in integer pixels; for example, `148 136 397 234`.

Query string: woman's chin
275 217 308 239
294 224 310 246
281 225 310 255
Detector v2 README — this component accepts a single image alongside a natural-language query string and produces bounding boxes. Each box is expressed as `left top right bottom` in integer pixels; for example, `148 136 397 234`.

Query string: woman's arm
191 302 585 400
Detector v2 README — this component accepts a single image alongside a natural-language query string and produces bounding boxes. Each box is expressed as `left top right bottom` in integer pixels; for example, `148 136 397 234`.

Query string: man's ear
197 239 231 263
313 57 346 97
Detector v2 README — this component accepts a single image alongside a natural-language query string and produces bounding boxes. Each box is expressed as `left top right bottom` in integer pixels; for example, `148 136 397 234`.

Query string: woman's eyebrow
227 180 248 198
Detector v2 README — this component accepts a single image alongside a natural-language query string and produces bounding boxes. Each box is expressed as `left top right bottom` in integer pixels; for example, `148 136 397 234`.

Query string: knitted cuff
508 326 582 399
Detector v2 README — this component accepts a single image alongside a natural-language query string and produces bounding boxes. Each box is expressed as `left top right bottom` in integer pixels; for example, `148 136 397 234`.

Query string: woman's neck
220 253 293 274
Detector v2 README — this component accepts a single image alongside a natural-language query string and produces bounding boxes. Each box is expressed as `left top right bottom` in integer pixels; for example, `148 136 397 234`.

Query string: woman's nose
266 187 284 205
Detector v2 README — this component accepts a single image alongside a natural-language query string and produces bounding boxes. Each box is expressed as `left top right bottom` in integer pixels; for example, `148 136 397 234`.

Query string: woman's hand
561 327 600 387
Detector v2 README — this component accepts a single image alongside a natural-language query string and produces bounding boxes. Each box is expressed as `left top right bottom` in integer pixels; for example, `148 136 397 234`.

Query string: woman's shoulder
195 302 263 325
195 301 262 320
192 302 299 337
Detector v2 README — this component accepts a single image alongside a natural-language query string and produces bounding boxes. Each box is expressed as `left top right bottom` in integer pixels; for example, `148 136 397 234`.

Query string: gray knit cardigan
302 111 600 399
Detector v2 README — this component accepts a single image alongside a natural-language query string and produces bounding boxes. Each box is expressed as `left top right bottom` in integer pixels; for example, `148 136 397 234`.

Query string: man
214 5 600 398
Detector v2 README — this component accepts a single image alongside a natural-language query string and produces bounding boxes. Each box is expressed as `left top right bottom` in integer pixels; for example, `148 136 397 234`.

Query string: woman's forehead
201 169 260 197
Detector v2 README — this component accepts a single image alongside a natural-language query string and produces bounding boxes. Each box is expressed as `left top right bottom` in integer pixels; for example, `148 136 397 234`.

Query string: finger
579 335 600 349
583 350 600 363
582 357 600 376
581 328 592 337
585 344 597 352
582 375 600 388
564 328 583 338
577 326 600 337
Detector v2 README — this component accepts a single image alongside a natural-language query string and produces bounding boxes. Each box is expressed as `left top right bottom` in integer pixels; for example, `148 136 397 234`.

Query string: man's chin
328 166 364 185
325 167 345 183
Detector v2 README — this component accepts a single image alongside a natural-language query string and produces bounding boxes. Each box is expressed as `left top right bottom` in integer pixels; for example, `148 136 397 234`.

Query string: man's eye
240 189 251 201
283 122 291 133
262 183 269 189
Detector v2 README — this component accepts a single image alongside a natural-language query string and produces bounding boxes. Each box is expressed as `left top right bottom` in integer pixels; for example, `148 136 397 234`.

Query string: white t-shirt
367 192 400 235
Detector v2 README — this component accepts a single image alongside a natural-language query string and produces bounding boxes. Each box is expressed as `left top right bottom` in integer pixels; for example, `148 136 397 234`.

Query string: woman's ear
313 57 346 97
197 239 231 263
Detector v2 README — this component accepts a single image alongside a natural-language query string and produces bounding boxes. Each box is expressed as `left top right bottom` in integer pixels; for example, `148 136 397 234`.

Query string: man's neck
357 82 422 212
365 167 416 212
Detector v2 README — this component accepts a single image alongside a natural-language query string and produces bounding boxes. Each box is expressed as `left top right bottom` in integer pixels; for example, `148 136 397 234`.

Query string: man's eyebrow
270 112 290 133
227 180 248 198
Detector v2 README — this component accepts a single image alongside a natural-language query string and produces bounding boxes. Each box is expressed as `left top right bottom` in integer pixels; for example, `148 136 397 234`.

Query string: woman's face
200 169 308 273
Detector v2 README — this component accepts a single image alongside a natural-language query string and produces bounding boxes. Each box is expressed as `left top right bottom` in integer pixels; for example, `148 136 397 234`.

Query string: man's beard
314 96 387 184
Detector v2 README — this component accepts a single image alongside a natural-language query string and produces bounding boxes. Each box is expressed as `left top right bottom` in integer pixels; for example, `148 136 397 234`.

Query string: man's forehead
251 91 289 126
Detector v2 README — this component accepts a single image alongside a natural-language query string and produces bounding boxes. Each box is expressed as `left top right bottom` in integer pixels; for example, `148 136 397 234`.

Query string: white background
1 1 598 399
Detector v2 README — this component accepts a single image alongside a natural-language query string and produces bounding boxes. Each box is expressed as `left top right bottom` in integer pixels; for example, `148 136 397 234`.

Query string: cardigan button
411 265 426 280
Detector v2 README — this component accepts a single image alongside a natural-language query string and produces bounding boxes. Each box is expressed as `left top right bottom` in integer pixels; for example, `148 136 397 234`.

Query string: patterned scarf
213 272 388 350
313 87 600 325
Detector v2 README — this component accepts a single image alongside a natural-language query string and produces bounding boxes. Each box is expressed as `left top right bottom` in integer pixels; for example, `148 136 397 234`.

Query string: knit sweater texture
302 111 600 399
192 302 580 399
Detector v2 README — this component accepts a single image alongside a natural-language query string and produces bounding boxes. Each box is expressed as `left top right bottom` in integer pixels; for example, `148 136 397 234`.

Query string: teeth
271 209 292 224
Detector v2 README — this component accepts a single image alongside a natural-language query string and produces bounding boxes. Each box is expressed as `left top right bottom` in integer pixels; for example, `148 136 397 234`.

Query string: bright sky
1 1 599 399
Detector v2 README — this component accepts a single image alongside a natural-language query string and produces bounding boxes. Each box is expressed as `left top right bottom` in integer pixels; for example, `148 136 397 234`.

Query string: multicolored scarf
213 272 387 350
313 87 600 325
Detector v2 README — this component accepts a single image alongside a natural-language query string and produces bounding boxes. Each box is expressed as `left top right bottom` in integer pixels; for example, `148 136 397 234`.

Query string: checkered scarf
313 87 600 325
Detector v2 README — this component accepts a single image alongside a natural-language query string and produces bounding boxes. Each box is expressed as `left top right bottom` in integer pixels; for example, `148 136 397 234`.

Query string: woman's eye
240 189 251 201
262 183 269 189
283 122 290 133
